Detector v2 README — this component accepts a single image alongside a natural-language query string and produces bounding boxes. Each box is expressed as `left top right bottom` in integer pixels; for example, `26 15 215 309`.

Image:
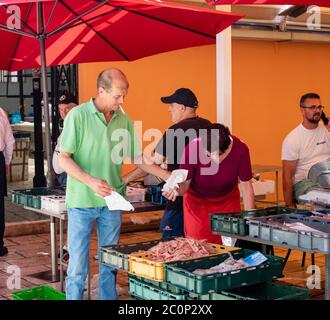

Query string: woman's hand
162 189 179 202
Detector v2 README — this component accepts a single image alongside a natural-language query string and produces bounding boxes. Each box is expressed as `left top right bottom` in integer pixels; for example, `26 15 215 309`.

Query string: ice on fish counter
193 254 248 275
192 251 268 275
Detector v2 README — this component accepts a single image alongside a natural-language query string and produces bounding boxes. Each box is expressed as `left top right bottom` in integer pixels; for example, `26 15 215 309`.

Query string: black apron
0 151 7 197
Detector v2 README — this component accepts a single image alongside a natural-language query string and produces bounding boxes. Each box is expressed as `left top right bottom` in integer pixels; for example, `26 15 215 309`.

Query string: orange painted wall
78 45 217 134
232 40 330 168
79 40 330 189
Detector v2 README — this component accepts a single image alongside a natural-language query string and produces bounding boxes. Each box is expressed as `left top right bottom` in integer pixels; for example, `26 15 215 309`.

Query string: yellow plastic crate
129 243 239 282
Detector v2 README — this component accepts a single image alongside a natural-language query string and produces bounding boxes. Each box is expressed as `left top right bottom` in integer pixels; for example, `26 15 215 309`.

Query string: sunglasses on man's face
301 105 325 111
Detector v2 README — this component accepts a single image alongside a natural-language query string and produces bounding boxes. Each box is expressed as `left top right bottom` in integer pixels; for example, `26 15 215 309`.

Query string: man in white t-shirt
282 93 330 206
52 95 77 186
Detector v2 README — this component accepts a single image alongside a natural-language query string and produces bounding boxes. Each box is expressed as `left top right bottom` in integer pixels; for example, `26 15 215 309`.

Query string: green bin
12 285 66 300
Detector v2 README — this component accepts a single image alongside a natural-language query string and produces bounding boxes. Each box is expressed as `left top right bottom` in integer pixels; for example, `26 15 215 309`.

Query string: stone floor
0 229 327 300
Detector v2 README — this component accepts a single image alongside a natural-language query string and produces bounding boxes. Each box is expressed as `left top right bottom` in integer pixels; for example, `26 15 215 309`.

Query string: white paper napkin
104 191 135 211
162 169 189 192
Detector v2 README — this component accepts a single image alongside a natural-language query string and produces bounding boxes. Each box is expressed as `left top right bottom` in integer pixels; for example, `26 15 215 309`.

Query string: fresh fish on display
135 237 217 262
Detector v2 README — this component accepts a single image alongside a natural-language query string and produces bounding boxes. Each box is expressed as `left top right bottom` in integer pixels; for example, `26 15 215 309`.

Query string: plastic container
129 275 187 300
129 244 239 282
210 206 305 237
129 278 307 301
248 213 330 253
145 185 167 205
41 195 66 213
164 249 284 295
100 239 162 271
210 282 309 300
239 179 274 196
125 186 146 203
12 285 66 300
129 274 186 294
12 187 66 209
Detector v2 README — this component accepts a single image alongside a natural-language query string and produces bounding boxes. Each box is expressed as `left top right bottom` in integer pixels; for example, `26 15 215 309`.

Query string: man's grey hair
96 68 129 90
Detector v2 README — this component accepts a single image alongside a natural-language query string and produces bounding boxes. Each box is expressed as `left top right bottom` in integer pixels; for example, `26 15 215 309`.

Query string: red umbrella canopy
205 0 330 5
0 0 243 71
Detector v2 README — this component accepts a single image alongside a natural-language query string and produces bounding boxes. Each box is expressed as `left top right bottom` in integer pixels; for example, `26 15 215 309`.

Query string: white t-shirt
52 133 63 174
281 123 330 184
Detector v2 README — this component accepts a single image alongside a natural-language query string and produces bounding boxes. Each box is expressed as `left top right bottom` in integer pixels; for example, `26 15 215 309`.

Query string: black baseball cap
161 88 198 108
58 94 77 105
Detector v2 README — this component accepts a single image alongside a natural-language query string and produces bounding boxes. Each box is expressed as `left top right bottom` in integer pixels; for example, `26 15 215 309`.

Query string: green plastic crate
164 249 285 295
11 187 65 209
210 282 309 300
100 240 161 271
187 292 212 300
210 206 304 236
248 214 330 253
12 285 66 300
129 275 187 300
129 275 185 295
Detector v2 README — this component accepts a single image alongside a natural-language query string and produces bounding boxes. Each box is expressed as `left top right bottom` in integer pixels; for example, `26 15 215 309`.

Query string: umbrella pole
38 2 54 188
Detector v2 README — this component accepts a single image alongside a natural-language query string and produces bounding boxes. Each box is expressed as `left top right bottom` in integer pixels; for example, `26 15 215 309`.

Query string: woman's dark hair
201 123 231 154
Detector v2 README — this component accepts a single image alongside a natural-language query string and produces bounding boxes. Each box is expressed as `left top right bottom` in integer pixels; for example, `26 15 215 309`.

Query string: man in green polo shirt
60 68 170 300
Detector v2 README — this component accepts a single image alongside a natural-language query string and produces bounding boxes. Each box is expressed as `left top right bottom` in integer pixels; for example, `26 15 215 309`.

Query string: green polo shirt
60 99 141 208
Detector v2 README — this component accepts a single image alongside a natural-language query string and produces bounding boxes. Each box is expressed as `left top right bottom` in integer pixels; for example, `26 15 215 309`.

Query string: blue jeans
160 209 184 239
66 207 122 300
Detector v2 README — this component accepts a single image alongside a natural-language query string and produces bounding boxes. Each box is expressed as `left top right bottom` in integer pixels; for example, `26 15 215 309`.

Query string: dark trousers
0 196 4 248
160 209 184 239
0 151 6 248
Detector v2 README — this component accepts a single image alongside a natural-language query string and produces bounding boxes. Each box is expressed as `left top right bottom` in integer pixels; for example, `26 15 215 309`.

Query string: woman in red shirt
163 123 255 244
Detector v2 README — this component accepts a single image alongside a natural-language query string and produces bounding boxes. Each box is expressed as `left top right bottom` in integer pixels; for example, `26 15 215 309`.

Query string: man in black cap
123 88 211 238
53 95 77 262
53 94 77 186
